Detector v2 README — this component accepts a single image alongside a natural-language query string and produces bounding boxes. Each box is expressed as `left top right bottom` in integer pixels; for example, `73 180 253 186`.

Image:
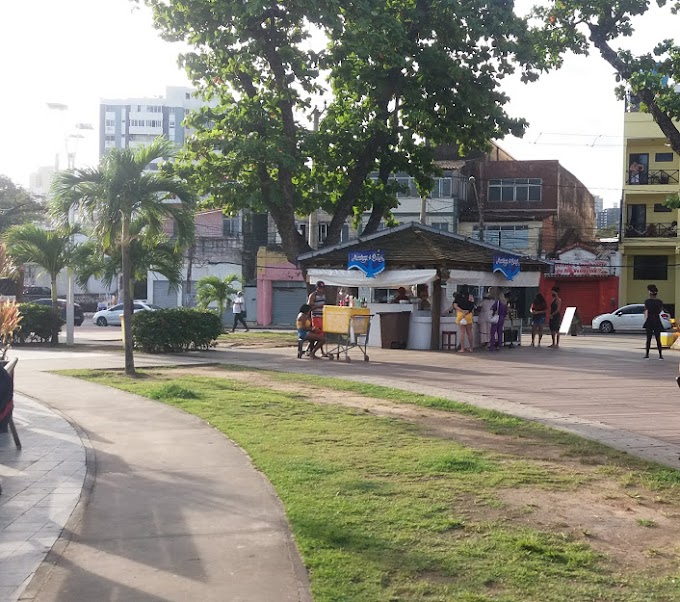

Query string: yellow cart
322 306 372 362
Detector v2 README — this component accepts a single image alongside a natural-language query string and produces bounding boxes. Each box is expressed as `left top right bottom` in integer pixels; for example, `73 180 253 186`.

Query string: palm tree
72 219 185 294
196 275 243 321
3 224 76 344
51 138 196 375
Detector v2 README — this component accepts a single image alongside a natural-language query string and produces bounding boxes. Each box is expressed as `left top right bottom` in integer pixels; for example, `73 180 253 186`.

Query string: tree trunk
121 215 135 376
184 243 195 307
50 275 59 346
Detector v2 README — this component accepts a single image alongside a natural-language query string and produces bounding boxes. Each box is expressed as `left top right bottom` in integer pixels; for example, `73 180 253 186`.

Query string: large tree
145 0 549 264
535 0 680 154
0 175 46 233
51 138 196 376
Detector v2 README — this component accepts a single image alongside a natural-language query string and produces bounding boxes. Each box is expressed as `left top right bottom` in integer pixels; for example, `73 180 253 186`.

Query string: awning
307 268 438 287
447 269 540 288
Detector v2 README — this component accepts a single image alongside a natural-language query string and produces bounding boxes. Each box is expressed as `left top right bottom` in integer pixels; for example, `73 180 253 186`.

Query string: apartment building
619 103 680 314
99 86 204 164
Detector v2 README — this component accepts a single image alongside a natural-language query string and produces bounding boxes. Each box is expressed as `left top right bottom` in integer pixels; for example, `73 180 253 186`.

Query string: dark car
23 286 52 301
31 298 84 326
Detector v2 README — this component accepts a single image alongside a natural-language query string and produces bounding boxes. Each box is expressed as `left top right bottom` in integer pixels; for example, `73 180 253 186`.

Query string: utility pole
469 176 484 241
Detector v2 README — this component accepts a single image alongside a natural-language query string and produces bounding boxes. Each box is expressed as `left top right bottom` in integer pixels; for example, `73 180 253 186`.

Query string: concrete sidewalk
4 350 311 602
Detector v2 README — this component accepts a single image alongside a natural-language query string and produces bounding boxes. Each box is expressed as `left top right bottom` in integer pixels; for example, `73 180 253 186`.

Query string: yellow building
620 111 680 313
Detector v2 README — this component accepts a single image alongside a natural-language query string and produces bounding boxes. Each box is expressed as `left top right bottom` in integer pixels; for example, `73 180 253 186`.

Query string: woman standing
454 287 475 353
489 292 508 352
478 289 495 348
644 284 664 360
548 287 563 348
530 293 548 347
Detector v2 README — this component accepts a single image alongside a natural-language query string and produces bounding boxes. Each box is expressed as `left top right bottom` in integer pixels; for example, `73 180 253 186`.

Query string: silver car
592 304 672 333
92 301 162 326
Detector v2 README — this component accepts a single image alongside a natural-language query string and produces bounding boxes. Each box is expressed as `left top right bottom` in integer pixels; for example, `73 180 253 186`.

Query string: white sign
559 306 577 335
554 260 610 278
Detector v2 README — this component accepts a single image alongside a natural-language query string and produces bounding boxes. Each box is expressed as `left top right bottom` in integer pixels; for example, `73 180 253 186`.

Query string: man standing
232 291 249 332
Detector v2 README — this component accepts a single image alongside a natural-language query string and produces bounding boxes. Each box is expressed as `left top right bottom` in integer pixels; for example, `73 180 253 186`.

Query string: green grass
62 368 680 602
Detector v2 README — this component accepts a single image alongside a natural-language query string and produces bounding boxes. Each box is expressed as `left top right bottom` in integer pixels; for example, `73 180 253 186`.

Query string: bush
132 307 223 353
15 303 63 344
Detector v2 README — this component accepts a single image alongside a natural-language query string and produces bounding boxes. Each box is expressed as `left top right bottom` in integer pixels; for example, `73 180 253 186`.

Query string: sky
0 1 677 208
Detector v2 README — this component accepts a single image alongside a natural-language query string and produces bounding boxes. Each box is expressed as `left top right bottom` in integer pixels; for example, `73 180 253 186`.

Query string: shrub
15 303 63 344
132 307 223 353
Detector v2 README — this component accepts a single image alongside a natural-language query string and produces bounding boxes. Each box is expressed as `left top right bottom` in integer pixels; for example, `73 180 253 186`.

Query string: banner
493 253 521 281
553 260 609 277
348 250 386 278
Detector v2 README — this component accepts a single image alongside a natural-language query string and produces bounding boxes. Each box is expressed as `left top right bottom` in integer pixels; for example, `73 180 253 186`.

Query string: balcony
627 169 679 186
624 222 677 238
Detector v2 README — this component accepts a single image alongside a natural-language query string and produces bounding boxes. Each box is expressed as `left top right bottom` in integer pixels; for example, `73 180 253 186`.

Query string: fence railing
624 222 677 238
627 169 679 185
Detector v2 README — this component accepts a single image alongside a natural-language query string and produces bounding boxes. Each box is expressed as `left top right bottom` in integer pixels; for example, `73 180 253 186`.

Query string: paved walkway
4 350 311 602
1 333 680 600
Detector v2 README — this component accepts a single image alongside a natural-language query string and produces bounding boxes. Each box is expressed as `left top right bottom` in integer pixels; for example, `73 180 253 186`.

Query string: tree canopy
0 175 46 233
145 0 550 264
535 0 680 154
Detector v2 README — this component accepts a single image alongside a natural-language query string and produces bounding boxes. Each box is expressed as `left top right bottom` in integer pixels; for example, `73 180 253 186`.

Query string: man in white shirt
232 291 249 332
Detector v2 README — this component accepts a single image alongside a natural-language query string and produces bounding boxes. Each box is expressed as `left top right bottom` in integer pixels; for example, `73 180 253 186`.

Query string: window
488 178 541 202
473 225 529 250
619 305 644 315
105 119 115 127
223 217 239 236
655 152 674 162
318 223 328 243
654 203 672 213
633 255 667 280
432 222 450 231
105 135 115 142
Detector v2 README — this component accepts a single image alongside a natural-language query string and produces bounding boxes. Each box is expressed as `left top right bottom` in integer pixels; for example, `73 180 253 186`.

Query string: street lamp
47 103 93 345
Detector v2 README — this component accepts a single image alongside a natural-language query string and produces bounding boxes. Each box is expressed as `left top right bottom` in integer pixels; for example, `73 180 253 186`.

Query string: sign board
554 260 609 278
559 306 577 335
348 250 385 278
492 253 520 280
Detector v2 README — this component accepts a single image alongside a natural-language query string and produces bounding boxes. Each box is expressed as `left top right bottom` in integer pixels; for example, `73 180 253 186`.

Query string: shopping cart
323 306 372 362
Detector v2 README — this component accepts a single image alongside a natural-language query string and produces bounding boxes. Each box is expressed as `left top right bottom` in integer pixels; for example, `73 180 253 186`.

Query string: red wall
540 276 619 326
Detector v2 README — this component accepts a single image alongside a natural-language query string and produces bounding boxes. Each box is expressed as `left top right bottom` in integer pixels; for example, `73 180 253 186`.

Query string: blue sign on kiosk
348 250 386 278
493 253 521 280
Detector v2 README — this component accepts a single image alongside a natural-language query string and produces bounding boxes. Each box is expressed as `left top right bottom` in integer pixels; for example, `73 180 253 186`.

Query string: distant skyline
1 1 677 209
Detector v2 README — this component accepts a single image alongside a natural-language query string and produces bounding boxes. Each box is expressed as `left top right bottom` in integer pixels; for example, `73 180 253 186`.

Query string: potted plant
0 301 22 365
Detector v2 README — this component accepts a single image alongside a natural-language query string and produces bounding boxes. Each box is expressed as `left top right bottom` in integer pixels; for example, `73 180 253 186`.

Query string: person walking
530 293 547 347
231 291 249 332
548 286 563 348
643 284 664 359
488 292 508 351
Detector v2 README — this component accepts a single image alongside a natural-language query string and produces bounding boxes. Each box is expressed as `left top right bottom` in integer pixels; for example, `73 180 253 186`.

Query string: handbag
490 314 500 324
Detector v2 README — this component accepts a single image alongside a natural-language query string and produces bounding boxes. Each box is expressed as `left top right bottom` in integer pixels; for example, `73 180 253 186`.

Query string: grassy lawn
64 366 680 602
217 329 295 347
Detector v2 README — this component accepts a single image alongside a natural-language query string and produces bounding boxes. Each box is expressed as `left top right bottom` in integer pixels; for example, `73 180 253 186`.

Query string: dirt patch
157 364 680 573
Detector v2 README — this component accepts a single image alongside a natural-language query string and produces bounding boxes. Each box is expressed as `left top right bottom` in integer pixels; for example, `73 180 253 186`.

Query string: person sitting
392 287 410 303
296 304 325 359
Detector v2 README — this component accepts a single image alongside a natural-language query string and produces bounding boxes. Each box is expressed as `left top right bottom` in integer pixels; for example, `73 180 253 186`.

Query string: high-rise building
596 206 620 231
593 195 604 216
99 86 204 166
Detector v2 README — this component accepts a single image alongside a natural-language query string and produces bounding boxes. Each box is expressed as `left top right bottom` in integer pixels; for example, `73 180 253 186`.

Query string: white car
92 301 162 326
592 304 672 333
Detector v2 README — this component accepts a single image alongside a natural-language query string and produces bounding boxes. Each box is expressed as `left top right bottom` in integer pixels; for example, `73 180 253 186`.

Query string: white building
99 86 205 165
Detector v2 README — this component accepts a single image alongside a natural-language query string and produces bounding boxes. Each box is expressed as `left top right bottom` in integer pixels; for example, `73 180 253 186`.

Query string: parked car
92 301 162 326
592 304 672 333
23 286 52 301
30 298 85 326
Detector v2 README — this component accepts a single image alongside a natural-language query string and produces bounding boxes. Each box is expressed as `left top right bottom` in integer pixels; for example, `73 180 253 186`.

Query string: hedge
132 307 223 353
15 303 64 344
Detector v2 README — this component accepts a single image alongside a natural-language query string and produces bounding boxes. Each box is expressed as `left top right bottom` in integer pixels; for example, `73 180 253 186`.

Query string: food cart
322 306 371 362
